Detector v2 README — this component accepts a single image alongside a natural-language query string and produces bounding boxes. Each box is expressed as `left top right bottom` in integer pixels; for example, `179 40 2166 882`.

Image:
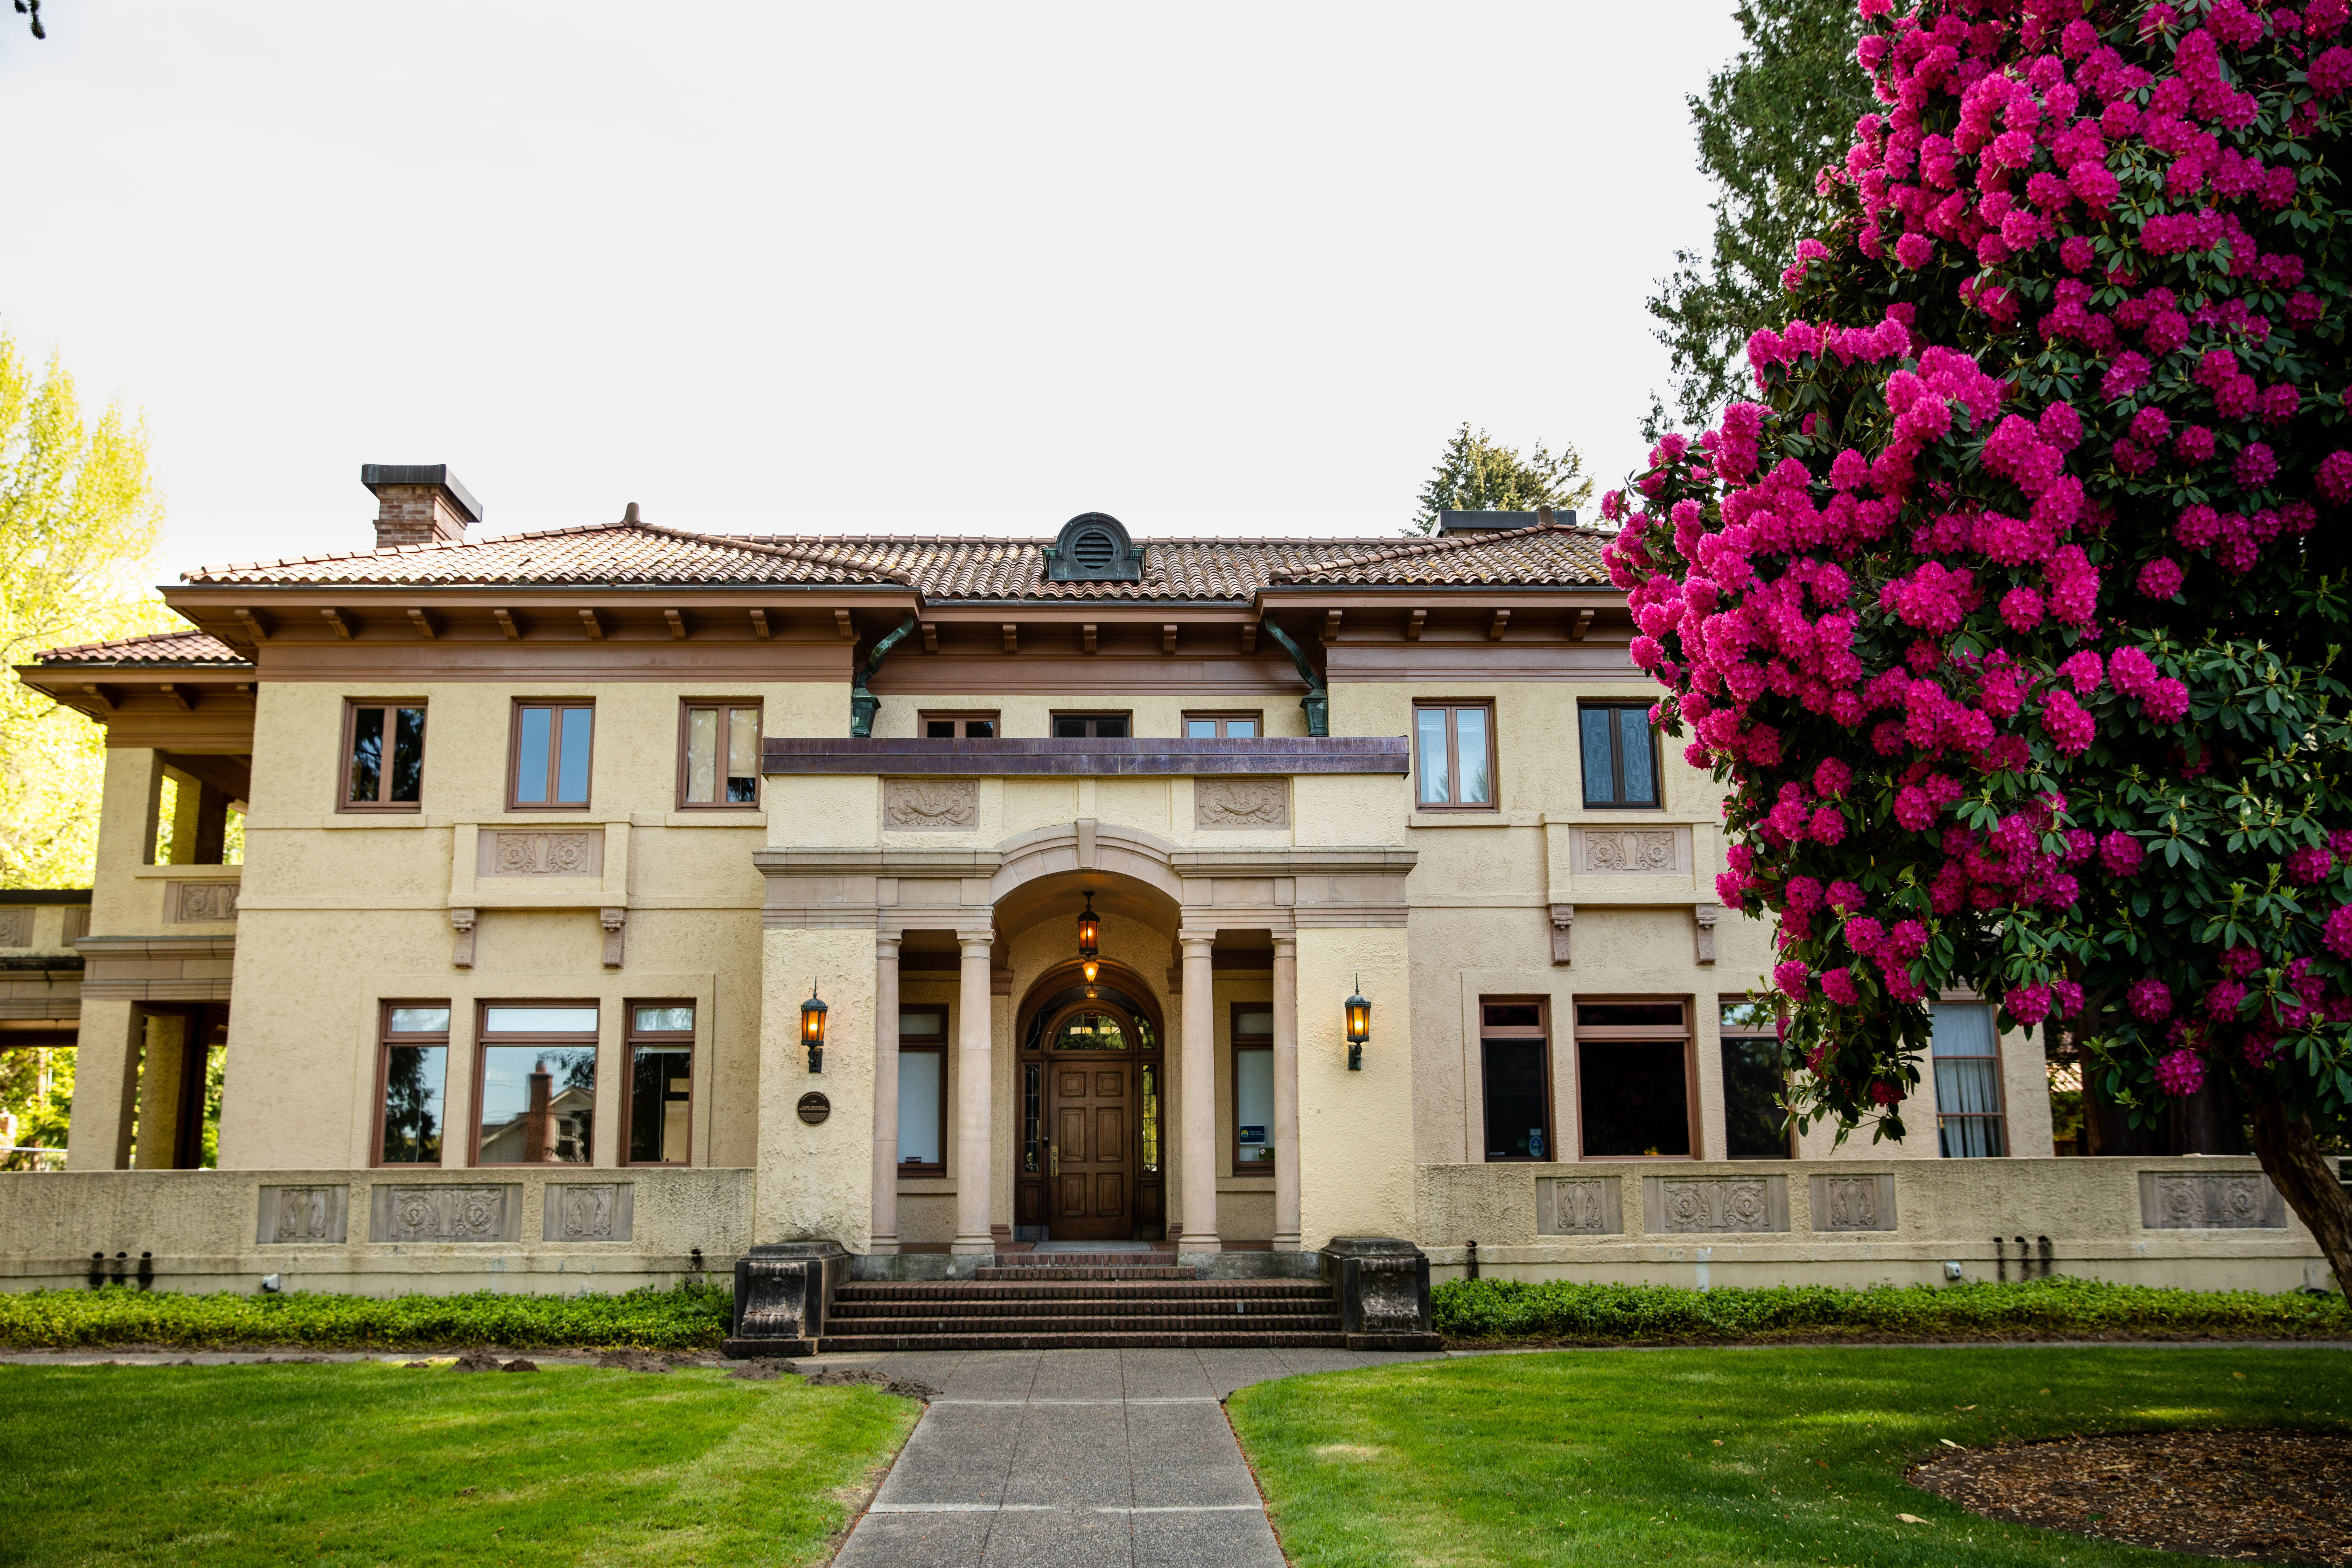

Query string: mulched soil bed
1911 1430 2352 1565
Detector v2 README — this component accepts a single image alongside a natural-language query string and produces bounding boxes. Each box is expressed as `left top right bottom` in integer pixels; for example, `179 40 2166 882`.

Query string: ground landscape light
1345 976 1371 1071
800 981 827 1074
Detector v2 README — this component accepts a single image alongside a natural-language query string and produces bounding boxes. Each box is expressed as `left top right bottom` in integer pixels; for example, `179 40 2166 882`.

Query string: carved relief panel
368 1184 522 1243
478 831 603 877
883 779 978 831
1570 826 1693 876
1642 1174 1789 1233
543 1183 634 1241
0 908 31 947
1536 1177 1624 1236
255 1184 350 1245
2138 1171 2287 1228
1807 1173 1897 1232
1194 777 1290 830
166 881 240 923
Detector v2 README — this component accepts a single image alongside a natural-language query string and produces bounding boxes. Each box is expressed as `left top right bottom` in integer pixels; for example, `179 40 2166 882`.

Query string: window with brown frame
1574 997 1694 1158
342 701 427 811
1579 701 1662 808
1720 998 1793 1158
1480 998 1554 1161
920 711 999 739
678 702 760 808
1413 701 1496 809
1052 712 1130 738
1185 711 1262 739
375 1001 450 1166
474 1002 599 1165
897 1005 948 1175
1930 1002 2008 1157
1231 1002 1274 1173
623 1002 694 1165
509 701 595 810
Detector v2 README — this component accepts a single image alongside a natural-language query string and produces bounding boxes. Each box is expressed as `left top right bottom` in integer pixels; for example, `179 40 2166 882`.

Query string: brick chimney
360 463 482 549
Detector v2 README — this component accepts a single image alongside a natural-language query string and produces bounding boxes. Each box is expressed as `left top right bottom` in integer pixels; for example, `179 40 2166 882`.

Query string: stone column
951 929 996 1255
870 932 902 1255
1271 933 1302 1251
132 1013 190 1169
1178 930 1221 1253
65 1000 143 1170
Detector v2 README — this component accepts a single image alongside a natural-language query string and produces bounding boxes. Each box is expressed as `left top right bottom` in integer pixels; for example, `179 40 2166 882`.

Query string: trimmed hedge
1431 1275 2352 1344
0 1282 733 1351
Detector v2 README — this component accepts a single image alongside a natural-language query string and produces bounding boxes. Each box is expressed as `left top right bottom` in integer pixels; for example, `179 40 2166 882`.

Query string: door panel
1046 1058 1133 1240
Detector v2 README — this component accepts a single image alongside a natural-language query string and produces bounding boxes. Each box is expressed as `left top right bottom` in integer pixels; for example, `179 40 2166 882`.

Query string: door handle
1049 1140 1059 1177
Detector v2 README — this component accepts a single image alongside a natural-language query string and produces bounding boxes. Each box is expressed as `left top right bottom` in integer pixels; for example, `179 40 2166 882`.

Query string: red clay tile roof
30 629 248 667
175 521 1614 600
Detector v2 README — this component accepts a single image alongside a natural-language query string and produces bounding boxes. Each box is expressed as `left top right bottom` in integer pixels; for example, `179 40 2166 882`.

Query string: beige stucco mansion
0 467 2333 1299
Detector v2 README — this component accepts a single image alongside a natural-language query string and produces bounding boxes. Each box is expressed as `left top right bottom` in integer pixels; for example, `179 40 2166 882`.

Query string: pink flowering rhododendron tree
1607 0 2352 1285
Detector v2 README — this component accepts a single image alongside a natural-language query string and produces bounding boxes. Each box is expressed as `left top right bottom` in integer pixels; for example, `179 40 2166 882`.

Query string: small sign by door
797 1092 831 1126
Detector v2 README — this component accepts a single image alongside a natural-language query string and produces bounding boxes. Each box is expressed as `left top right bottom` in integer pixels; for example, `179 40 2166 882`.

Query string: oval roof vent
1044 512 1143 583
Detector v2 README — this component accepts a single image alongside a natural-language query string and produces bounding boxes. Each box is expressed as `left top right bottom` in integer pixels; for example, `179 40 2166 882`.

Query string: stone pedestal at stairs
725 1241 849 1358
1318 1236 1441 1351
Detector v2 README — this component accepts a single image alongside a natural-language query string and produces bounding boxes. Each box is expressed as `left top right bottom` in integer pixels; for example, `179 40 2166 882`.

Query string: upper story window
1930 1002 2007 1157
1413 702 1494 810
511 701 594 810
343 701 426 812
1579 701 1661 809
679 701 760 808
1185 711 1260 738
923 711 999 738
1054 713 1129 738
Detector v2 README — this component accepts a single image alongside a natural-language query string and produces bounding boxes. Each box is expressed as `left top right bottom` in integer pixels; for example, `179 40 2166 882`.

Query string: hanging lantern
800 981 828 1074
1082 955 1101 996
1075 891 1100 961
1344 976 1371 1072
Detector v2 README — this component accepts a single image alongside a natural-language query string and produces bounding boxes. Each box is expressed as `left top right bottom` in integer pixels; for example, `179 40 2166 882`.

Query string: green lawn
0 1360 918 1567
1228 1346 2352 1567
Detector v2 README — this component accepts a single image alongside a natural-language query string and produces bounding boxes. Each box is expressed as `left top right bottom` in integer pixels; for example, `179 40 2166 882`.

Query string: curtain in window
1930 1003 2006 1157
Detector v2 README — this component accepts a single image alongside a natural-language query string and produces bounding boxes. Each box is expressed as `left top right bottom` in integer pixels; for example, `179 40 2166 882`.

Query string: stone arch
988 820 1184 922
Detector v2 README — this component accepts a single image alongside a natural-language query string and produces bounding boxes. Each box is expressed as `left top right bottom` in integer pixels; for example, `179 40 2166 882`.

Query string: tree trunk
2246 1100 2352 1295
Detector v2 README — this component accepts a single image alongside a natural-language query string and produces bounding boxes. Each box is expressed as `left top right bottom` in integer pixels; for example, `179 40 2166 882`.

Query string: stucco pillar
1178 930 1221 1253
952 929 995 1255
871 932 902 1255
132 1013 190 1169
65 999 143 1170
1271 933 1302 1251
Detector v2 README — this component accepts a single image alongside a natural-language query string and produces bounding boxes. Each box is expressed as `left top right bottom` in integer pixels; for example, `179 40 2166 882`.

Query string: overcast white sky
0 2 1746 576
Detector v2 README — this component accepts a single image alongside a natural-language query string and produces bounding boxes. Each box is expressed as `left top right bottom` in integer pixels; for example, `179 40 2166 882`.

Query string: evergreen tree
1409 423 1594 534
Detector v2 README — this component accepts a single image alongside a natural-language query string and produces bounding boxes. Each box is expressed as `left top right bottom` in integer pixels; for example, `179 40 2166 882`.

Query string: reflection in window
514 704 594 807
480 1047 597 1163
626 1003 692 1164
1414 704 1494 808
1580 702 1662 808
1051 1011 1129 1050
1931 1003 2007 1157
379 1004 448 1164
346 703 426 808
1720 1001 1789 1159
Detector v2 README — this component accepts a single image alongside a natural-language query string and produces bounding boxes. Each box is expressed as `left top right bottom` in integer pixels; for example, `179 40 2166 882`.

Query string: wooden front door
1050 1061 1132 1240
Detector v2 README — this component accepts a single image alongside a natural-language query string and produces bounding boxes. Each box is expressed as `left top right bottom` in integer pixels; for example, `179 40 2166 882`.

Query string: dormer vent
1044 512 1144 583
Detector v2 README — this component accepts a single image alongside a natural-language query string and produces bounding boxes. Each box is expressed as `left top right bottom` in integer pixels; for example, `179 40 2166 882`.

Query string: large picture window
1930 1002 2008 1157
1719 999 1792 1159
1232 1003 1274 1172
1579 702 1661 808
679 702 760 808
475 1003 598 1164
1480 999 1554 1161
375 1002 448 1165
342 701 426 811
624 1002 693 1164
1413 701 1496 810
510 701 594 810
1574 997 1693 1157
898 1006 947 1176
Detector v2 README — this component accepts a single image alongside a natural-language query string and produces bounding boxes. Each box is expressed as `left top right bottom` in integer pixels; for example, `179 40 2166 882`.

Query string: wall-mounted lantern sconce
1344 975 1371 1071
800 981 828 1074
1075 891 1100 961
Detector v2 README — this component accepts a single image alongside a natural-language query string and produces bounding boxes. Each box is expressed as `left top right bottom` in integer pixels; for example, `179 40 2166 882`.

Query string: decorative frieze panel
1536 1177 1623 1236
544 1183 634 1242
1571 826 1692 876
1194 777 1290 830
1642 1174 1788 1234
368 1183 522 1244
255 1184 349 1245
477 830 603 877
883 779 978 831
1807 1173 1896 1233
166 881 240 923
2138 1171 2287 1229
0 908 31 947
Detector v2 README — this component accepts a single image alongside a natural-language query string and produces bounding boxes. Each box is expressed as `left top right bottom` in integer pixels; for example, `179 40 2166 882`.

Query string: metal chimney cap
359 463 483 523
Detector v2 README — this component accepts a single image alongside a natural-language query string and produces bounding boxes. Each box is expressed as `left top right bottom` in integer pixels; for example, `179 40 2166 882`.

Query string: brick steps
824 1255 1345 1351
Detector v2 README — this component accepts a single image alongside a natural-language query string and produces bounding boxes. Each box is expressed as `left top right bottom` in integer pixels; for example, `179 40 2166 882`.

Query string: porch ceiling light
1345 976 1371 1072
1075 891 1100 961
800 981 828 1074
1082 956 1101 993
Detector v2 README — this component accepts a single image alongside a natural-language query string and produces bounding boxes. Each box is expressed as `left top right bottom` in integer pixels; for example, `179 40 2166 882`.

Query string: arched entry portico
1013 959 1167 1240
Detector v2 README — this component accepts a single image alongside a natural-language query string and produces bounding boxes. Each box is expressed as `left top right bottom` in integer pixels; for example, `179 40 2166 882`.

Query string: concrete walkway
820 1346 1442 1567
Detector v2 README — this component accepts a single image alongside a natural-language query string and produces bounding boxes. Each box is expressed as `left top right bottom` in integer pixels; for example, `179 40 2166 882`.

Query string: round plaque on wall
796 1092 831 1126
